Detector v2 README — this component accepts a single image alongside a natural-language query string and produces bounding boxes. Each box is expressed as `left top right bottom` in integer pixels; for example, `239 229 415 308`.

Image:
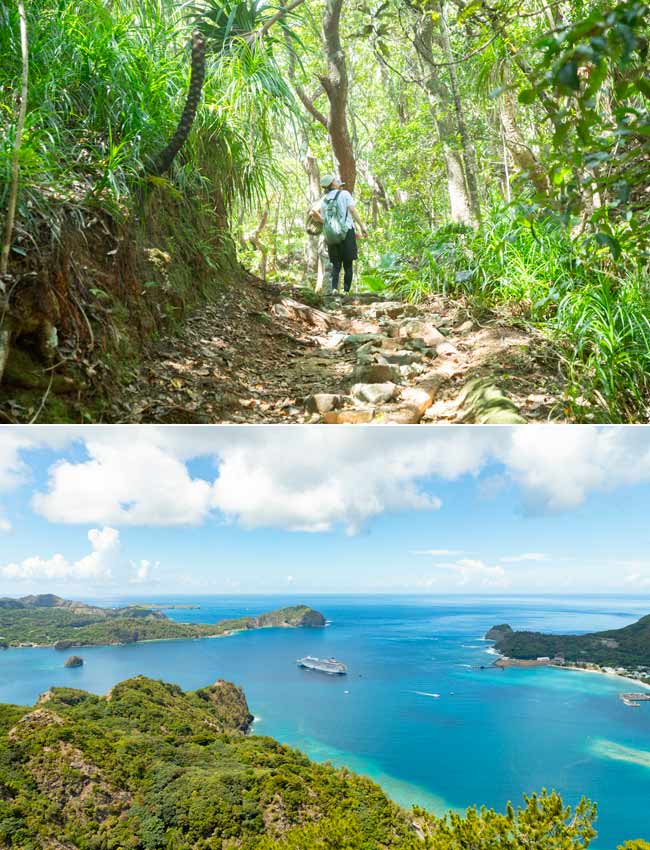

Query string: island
485 614 650 684
0 675 611 849
63 655 84 668
0 594 325 648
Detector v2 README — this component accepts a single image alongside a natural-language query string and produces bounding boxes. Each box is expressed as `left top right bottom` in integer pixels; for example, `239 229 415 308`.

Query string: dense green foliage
240 0 650 422
0 676 604 850
0 0 287 221
1 0 649 420
0 0 298 420
0 597 324 647
489 612 650 667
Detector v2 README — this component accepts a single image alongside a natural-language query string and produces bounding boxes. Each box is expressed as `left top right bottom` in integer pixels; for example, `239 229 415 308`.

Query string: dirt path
109 282 569 424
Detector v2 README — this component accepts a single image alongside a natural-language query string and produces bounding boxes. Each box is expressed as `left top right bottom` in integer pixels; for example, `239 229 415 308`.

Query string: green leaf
457 0 483 23
557 60 580 91
518 88 537 104
636 77 650 98
594 231 621 259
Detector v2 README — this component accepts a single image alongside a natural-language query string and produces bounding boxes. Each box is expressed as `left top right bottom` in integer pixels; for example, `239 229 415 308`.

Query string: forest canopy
0 675 604 849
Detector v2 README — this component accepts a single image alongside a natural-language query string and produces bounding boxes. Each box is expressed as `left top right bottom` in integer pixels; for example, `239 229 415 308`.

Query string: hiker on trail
316 175 368 294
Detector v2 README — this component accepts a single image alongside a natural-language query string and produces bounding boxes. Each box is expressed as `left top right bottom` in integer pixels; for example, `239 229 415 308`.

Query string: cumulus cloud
24 428 491 532
0 526 119 581
211 449 441 533
129 559 158 584
33 438 213 526
0 428 87 494
498 427 650 511
2 424 650 534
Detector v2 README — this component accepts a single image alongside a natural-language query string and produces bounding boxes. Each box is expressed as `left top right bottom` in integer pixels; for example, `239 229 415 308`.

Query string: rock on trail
109 283 567 424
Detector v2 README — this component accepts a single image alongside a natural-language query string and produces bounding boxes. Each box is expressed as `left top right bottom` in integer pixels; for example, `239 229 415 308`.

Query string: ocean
1 594 649 846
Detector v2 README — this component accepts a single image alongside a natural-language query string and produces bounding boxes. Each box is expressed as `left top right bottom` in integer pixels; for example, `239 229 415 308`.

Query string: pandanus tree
148 0 306 177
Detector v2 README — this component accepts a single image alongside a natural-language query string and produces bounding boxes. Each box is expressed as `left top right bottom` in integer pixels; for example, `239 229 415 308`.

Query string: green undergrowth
0 0 283 421
362 203 650 422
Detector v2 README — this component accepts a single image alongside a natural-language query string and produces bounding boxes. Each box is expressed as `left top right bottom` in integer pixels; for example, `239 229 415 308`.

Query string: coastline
1 622 300 650
491 651 650 691
553 663 650 691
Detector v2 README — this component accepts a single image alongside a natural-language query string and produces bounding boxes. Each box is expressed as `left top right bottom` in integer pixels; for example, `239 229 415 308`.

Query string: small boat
297 656 348 675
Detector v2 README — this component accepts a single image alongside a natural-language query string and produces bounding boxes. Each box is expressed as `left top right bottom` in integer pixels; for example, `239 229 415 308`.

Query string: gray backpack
322 191 347 245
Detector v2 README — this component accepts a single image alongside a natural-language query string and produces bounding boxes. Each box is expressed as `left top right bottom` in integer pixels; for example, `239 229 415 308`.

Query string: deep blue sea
1 595 650 847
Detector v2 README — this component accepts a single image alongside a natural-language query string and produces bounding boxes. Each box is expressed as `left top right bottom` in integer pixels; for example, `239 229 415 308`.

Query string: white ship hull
297 656 348 674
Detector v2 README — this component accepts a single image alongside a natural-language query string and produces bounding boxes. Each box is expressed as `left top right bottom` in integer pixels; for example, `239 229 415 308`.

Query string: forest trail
109 282 569 424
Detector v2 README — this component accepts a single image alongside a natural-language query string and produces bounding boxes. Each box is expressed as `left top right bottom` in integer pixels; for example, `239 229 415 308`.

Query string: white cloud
23 427 491 532
286 575 295 584
210 434 446 533
432 558 510 588
32 437 212 526
0 433 33 492
0 428 86 494
129 558 158 584
499 553 549 563
0 526 119 582
2 424 650 535
499 428 650 511
0 516 10 533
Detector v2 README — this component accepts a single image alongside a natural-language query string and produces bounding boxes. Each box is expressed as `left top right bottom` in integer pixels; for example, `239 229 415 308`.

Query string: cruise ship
297 656 348 675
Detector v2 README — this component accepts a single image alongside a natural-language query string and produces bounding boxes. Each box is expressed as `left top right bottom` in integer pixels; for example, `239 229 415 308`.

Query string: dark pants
328 228 358 292
332 258 354 292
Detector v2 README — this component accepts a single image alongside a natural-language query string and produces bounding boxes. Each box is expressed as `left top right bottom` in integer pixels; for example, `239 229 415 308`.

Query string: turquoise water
1 595 650 846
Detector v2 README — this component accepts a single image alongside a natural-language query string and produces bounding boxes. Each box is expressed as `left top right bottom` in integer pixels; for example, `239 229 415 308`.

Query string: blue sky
1 425 650 597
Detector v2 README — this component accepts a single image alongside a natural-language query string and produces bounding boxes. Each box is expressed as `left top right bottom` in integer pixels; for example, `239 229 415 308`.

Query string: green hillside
0 676 600 850
487 614 650 667
0 598 325 648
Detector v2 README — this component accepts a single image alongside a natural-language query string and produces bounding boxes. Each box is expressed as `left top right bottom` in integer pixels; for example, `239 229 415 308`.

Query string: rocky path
110 282 568 424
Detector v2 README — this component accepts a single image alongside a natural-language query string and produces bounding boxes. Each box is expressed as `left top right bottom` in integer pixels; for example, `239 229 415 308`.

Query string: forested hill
0 676 606 849
486 614 650 667
1 0 649 424
0 597 325 648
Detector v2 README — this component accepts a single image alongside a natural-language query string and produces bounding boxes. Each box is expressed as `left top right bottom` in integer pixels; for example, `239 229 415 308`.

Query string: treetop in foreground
0 675 605 849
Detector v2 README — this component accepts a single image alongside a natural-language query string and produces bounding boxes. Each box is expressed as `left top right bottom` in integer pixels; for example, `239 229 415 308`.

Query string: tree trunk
320 0 356 190
148 30 205 177
443 148 476 225
499 87 549 197
249 207 269 279
413 15 477 227
303 153 321 277
501 123 511 202
438 1 481 224
358 160 389 225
